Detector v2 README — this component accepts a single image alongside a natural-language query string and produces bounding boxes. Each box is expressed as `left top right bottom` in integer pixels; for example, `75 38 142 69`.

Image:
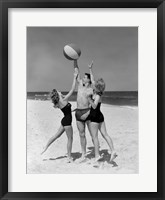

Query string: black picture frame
0 0 164 199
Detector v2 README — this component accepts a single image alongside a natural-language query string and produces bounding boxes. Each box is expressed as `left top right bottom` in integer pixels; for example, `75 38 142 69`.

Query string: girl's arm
88 61 95 85
88 94 100 109
62 71 78 101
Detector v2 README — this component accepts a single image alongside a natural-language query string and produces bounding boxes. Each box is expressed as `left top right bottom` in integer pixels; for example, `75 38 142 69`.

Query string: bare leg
64 126 73 159
99 121 117 161
86 121 94 145
89 122 100 160
76 121 86 158
87 120 101 148
41 125 65 154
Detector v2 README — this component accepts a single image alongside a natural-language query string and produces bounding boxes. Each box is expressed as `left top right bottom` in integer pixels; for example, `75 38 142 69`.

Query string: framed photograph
0 0 164 199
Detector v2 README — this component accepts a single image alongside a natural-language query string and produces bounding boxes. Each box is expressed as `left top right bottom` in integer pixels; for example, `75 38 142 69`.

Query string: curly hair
50 89 59 106
94 78 106 96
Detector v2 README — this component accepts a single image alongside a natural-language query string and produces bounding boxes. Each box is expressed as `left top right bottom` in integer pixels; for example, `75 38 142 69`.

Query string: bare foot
78 155 87 163
94 155 103 162
110 152 117 162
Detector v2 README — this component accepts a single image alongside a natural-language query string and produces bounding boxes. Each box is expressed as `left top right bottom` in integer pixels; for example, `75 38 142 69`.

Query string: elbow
92 105 97 109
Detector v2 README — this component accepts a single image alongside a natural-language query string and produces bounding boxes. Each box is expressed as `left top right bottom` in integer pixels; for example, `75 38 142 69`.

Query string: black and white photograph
27 27 138 174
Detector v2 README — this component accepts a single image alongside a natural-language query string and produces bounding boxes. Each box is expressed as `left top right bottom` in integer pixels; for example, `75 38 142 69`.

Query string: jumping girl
41 71 78 162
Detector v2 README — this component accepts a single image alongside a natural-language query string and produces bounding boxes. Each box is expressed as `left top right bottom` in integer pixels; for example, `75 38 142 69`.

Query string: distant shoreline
27 99 138 108
27 91 138 106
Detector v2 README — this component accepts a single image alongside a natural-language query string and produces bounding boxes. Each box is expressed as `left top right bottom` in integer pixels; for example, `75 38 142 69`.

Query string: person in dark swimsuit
61 103 72 127
87 79 117 162
89 101 104 123
82 62 117 162
41 71 78 162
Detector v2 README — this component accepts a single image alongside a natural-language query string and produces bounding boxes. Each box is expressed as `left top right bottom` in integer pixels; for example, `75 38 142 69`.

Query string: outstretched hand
88 60 93 69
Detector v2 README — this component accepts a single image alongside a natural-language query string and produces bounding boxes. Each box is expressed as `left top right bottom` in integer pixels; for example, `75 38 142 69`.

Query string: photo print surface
27 27 138 174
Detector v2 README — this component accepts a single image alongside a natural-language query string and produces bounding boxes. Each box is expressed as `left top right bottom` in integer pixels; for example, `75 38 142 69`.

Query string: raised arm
88 61 95 85
74 60 81 83
62 71 78 101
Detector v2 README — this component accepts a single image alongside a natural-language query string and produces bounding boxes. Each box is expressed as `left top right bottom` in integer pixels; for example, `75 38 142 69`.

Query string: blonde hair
94 78 106 96
50 89 59 106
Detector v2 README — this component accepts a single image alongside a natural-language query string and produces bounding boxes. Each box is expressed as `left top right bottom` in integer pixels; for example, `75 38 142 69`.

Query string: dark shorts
61 114 72 127
90 112 104 123
75 108 90 122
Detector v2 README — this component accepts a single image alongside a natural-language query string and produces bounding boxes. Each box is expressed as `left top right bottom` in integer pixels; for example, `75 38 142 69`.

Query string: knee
68 137 73 144
68 133 73 140
79 131 85 138
67 137 73 146
92 134 98 141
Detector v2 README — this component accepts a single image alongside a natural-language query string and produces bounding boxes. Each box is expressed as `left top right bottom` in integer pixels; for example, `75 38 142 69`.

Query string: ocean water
27 91 138 106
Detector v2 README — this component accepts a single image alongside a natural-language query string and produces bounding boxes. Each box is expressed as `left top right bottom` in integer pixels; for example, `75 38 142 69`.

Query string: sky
27 27 138 92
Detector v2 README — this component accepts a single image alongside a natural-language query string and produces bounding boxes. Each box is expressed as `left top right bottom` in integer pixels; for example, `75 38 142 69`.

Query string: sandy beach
27 100 138 174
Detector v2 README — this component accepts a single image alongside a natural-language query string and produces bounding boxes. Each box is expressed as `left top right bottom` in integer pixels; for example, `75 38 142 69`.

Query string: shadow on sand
46 152 82 161
86 146 118 167
43 147 117 167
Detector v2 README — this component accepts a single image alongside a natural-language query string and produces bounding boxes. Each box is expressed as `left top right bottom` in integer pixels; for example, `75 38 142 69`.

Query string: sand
27 100 138 174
